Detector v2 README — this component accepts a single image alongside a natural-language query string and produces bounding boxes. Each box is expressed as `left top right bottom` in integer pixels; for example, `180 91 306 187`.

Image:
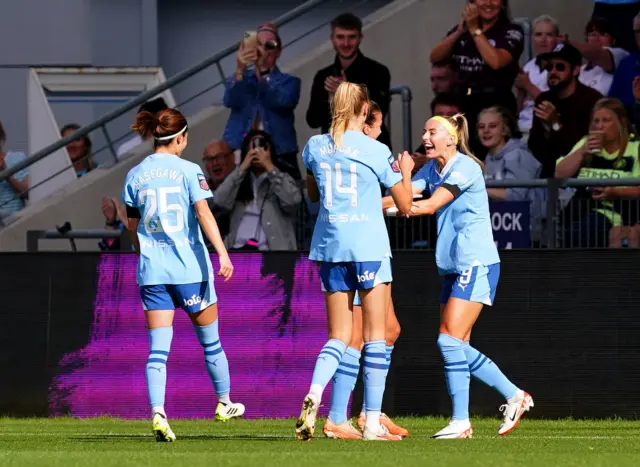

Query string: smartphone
251 136 265 150
243 31 257 50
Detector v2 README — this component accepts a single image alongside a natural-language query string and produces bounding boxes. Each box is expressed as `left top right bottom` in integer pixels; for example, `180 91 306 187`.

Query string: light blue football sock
328 346 361 424
437 333 470 421
146 326 173 412
309 339 347 398
194 319 231 402
465 345 518 400
363 340 388 413
362 344 394 413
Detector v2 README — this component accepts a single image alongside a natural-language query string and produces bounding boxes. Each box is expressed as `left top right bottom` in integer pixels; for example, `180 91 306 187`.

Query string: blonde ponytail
330 82 369 149
451 113 485 171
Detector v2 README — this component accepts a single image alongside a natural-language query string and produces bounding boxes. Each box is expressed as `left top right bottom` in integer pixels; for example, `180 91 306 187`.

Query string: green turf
1 417 640 466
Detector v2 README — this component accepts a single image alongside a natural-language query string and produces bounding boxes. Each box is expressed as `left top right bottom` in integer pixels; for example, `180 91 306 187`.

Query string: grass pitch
1 417 640 466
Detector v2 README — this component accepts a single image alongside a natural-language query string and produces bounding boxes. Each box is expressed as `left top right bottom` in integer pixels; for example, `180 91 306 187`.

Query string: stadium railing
386 85 413 151
27 178 640 251
0 0 339 225
1 9 527 229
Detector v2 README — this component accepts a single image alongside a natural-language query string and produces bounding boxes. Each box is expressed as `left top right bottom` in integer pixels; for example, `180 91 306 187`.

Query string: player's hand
412 192 423 199
101 197 117 223
408 202 421 216
218 254 234 282
398 151 415 175
240 151 257 172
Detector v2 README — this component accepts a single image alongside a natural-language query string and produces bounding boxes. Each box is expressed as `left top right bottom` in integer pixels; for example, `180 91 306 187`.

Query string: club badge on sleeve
388 155 400 172
198 173 210 191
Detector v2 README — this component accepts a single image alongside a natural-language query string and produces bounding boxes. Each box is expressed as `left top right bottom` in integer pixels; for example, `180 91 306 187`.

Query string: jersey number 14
138 186 184 233
319 162 358 208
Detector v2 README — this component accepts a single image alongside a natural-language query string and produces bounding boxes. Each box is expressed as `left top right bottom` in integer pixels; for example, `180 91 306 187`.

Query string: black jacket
306 51 392 148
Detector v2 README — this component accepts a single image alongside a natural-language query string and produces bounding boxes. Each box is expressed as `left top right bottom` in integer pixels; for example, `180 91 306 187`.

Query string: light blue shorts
440 264 500 306
140 279 218 313
319 257 392 293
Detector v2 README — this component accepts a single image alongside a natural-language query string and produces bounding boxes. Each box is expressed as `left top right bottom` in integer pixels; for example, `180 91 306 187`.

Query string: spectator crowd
4 1 640 249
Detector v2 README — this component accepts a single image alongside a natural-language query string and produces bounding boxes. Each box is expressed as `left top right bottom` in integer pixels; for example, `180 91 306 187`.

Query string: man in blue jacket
223 23 301 178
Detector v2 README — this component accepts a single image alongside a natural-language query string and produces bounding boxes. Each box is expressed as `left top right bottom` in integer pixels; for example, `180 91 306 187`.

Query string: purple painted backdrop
48 253 339 419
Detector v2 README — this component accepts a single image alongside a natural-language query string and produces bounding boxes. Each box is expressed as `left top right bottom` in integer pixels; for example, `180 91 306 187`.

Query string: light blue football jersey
412 152 500 275
303 130 402 262
122 153 214 286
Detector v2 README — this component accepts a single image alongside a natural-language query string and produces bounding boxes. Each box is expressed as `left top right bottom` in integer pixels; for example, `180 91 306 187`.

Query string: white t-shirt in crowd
579 46 629 96
518 58 549 133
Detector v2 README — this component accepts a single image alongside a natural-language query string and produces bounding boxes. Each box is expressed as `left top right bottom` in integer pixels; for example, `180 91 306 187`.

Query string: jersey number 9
319 161 358 208
138 186 184 234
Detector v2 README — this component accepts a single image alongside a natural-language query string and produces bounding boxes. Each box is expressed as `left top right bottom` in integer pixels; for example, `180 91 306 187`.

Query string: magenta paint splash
48 253 341 419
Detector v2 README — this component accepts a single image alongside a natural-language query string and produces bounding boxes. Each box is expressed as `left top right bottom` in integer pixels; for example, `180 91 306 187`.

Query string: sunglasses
544 62 567 72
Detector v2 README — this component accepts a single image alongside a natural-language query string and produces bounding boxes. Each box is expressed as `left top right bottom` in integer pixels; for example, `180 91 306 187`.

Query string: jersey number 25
138 186 184 234
319 162 358 208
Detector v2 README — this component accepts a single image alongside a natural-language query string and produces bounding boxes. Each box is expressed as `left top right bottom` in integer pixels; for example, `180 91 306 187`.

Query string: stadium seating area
1 0 640 251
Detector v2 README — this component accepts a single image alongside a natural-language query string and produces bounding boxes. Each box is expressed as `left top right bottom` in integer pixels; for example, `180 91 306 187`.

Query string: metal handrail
26 229 123 252
27 178 640 252
486 178 640 188
0 0 330 185
386 85 413 151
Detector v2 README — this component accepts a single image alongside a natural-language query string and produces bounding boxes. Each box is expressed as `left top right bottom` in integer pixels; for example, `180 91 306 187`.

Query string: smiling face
331 27 362 60
477 110 507 150
473 0 503 23
422 119 456 158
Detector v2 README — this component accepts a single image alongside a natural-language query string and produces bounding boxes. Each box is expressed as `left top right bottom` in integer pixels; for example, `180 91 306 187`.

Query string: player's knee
385 321 401 345
437 332 463 352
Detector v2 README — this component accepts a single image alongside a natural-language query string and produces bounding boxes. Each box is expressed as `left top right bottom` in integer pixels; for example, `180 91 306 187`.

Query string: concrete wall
0 69 30 155
157 0 391 117
0 0 158 161
0 0 594 250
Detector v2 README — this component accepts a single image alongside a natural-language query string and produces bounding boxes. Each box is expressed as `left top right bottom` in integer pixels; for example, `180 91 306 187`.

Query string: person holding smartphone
223 23 302 179
211 130 302 251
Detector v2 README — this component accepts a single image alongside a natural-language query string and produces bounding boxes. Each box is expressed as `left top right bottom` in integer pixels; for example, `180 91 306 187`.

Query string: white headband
154 125 187 141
